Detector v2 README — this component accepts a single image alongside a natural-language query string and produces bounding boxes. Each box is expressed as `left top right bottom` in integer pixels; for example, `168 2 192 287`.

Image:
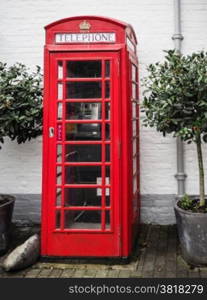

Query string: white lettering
55 33 116 43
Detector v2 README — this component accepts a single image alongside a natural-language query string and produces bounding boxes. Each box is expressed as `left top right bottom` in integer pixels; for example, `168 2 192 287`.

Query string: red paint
41 16 140 258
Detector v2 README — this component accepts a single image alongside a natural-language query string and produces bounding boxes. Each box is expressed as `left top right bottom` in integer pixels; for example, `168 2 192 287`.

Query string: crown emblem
79 20 91 31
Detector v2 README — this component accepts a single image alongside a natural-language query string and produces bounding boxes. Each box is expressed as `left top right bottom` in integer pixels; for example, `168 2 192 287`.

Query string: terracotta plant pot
0 195 15 255
174 202 207 266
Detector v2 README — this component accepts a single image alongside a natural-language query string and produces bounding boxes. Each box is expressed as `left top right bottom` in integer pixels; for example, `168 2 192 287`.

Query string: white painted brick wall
0 0 207 223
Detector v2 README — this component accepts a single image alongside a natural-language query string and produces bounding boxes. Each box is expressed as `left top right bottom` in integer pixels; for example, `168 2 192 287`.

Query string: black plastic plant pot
0 195 15 255
174 202 207 266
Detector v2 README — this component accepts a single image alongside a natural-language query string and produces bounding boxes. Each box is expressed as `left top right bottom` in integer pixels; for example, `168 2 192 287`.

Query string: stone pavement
0 224 207 278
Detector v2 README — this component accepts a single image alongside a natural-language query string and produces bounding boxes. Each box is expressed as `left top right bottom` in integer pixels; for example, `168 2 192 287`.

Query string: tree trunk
196 133 205 207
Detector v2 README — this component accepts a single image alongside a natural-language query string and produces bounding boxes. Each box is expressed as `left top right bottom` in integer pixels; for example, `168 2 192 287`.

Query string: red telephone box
41 16 140 258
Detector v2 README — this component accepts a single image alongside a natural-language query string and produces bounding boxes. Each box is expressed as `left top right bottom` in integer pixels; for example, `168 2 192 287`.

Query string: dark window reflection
105 210 110 229
67 82 102 99
106 166 110 184
56 188 62 206
64 210 101 229
105 102 110 120
106 144 110 161
65 144 101 162
105 123 110 140
105 81 110 98
66 123 102 141
67 61 101 78
105 61 110 77
65 166 101 184
106 189 110 206
64 188 101 206
66 102 102 120
56 210 61 228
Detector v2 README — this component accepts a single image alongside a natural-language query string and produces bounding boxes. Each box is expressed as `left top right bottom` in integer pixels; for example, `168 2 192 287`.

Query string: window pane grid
55 58 112 232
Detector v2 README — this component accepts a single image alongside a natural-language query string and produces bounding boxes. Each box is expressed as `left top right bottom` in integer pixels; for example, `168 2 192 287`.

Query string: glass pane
65 144 101 162
105 210 110 229
66 123 101 141
105 102 110 120
66 102 102 120
106 188 110 206
57 102 63 120
133 121 137 136
66 82 102 99
133 176 137 194
106 144 110 162
127 37 135 52
105 123 110 140
132 64 137 82
105 81 110 98
56 166 62 185
133 156 137 174
133 139 137 156
56 210 61 228
132 83 136 99
106 166 110 184
65 166 101 184
132 102 136 119
56 188 62 206
64 210 101 229
58 83 63 100
67 61 101 78
57 144 62 162
105 61 110 77
58 61 63 79
64 188 101 206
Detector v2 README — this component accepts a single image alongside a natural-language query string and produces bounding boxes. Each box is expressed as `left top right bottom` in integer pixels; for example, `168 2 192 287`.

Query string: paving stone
83 270 97 278
165 270 177 278
60 269 75 278
106 270 120 278
73 269 86 278
48 268 63 278
129 271 142 278
35 262 77 270
38 268 53 278
118 270 132 278
165 226 177 278
135 225 152 277
95 270 109 278
188 268 200 278
25 268 40 278
153 226 168 278
199 269 207 278
142 226 160 277
111 263 135 271
82 263 108 270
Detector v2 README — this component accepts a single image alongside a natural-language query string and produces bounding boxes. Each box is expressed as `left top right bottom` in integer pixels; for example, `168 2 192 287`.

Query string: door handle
49 127 54 138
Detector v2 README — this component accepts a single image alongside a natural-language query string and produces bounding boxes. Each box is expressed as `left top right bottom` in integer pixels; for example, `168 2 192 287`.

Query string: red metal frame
41 16 139 258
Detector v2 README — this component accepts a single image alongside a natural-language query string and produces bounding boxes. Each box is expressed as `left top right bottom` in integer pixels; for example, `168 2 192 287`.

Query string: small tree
0 62 42 147
142 50 207 207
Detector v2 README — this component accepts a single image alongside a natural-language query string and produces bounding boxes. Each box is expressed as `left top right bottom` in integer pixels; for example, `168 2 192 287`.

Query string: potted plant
0 62 42 254
142 50 207 266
